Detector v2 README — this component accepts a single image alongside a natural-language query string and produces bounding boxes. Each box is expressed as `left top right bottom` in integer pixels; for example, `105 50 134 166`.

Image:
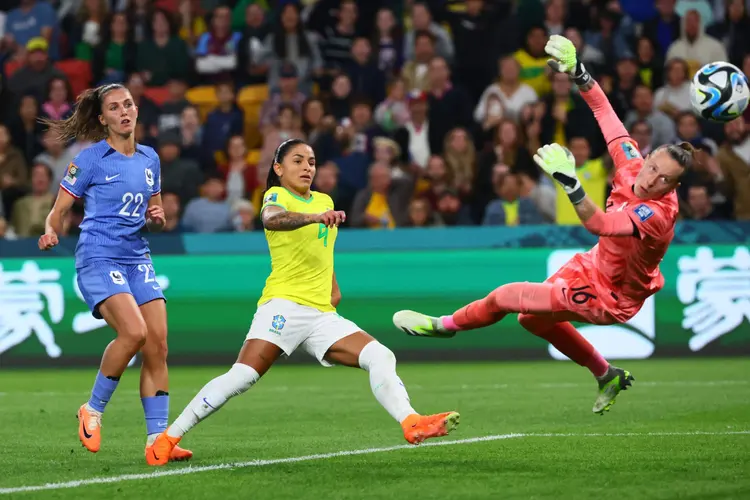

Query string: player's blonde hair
41 84 126 143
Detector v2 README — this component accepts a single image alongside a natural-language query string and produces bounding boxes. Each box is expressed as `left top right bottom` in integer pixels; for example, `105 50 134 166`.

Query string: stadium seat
143 86 171 106
185 85 218 121
246 149 261 165
56 60 92 98
243 103 263 148
237 85 269 106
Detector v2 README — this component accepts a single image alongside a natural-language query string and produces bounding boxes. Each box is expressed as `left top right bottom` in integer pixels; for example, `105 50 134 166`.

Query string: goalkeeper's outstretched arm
545 35 638 169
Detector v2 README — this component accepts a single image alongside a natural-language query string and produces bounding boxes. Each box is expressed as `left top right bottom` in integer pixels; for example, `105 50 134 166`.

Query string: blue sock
142 393 169 436
87 371 120 413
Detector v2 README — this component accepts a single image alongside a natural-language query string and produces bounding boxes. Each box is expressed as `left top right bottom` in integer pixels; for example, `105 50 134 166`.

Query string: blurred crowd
1 0 749 239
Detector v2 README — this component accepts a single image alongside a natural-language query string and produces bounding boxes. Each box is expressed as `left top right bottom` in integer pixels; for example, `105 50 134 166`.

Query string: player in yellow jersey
146 139 459 465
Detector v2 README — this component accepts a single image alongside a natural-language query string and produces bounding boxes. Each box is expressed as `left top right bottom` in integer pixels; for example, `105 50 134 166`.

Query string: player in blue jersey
38 83 192 462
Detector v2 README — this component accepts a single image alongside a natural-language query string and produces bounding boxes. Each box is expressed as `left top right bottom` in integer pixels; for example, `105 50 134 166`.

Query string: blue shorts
77 260 166 319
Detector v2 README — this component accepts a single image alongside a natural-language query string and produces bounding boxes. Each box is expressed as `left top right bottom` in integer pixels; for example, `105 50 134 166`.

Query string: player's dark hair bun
266 138 309 189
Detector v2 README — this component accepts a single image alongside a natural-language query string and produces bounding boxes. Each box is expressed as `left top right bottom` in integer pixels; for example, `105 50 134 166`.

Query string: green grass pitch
1 359 749 499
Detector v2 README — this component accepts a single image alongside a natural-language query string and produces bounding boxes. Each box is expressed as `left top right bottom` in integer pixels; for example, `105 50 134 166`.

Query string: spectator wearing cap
625 85 676 148
400 30 435 93
10 161 53 238
665 9 727 76
202 80 244 161
403 2 454 64
643 0 682 57
426 57 473 156
394 90 436 172
707 0 750 68
718 117 750 220
33 127 76 190
136 9 191 87
374 77 410 133
7 37 67 104
194 5 243 84
4 0 58 60
158 131 203 207
263 3 322 95
259 62 309 132
343 37 386 106
181 173 235 233
350 162 411 229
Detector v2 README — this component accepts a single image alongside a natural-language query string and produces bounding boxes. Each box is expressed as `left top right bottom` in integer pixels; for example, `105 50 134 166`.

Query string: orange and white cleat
77 403 102 453
145 432 182 466
401 411 460 445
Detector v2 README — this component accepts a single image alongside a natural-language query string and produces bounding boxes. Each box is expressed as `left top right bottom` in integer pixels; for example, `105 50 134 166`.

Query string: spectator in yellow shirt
514 26 551 97
555 136 608 225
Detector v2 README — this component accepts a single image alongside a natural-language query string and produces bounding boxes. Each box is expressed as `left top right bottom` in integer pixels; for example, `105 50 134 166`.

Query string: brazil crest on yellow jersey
258 186 337 312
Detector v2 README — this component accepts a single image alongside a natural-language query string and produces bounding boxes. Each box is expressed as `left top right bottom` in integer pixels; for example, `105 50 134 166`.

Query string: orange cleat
145 432 182 466
77 404 102 453
401 411 460 445
168 445 193 462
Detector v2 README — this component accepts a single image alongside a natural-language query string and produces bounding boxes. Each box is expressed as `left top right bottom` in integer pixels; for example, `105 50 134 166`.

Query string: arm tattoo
263 210 318 231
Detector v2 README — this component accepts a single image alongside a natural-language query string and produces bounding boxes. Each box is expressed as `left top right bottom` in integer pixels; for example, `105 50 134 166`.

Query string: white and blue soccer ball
690 61 749 122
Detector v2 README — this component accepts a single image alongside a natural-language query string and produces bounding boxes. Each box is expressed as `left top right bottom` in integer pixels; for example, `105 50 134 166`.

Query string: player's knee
358 341 396 372
119 319 148 349
143 335 168 362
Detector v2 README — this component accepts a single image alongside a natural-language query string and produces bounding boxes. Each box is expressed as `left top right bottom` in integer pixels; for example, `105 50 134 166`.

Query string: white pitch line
1 430 747 495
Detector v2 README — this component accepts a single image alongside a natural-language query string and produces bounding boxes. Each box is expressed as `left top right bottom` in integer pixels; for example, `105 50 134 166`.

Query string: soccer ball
690 62 749 122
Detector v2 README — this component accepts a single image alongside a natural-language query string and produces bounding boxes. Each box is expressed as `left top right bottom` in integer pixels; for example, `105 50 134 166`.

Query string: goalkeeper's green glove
544 34 591 87
533 144 586 205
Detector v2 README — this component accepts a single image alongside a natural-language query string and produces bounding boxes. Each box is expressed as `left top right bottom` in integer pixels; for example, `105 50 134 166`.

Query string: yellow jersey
555 158 608 225
513 49 551 96
258 186 337 312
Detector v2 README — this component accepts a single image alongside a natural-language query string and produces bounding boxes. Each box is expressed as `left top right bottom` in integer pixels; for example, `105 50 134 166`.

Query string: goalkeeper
393 35 694 415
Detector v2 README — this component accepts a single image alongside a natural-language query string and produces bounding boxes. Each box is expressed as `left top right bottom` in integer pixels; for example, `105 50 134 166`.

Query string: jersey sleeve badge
264 192 278 204
621 142 641 160
145 168 154 187
633 203 654 222
63 163 80 185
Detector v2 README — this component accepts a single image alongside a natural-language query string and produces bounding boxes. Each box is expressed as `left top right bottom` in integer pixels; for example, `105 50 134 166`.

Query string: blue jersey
61 140 161 269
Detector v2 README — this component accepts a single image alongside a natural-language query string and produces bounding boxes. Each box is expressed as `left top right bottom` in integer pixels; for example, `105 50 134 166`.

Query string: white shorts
245 298 362 367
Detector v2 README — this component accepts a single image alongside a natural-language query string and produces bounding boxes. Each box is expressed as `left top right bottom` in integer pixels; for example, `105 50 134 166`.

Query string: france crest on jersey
61 140 161 269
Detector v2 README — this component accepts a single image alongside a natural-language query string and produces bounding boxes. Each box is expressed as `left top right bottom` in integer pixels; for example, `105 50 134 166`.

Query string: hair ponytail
41 84 125 143
266 138 308 190
663 141 698 177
